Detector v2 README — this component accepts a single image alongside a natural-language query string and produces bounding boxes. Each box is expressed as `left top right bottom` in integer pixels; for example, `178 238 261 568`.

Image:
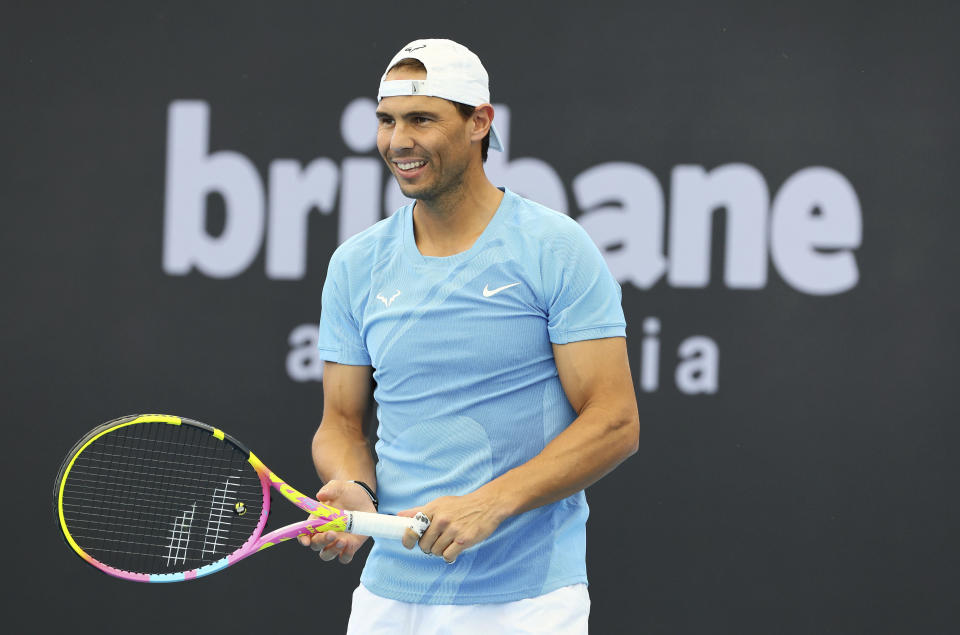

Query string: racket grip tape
346 511 430 539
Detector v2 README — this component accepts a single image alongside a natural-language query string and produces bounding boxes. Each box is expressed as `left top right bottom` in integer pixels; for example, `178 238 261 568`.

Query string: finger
442 539 466 564
417 524 441 555
397 506 432 545
401 527 420 550
399 507 430 549
317 543 340 562
315 481 342 501
327 536 360 564
338 542 358 564
431 532 456 558
308 531 338 552
316 535 348 562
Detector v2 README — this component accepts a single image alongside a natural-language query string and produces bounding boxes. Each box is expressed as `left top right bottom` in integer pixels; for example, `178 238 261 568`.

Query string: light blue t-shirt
317 188 626 604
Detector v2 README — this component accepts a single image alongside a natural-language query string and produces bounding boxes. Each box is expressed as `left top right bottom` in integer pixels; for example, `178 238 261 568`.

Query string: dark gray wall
5 2 958 633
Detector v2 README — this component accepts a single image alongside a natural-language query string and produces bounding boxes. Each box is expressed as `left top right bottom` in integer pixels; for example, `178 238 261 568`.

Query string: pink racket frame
57 415 424 583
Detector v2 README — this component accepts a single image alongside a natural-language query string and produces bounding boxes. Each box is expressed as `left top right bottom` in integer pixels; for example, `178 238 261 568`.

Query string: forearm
312 415 377 487
304 414 378 562
402 341 637 562
475 403 639 518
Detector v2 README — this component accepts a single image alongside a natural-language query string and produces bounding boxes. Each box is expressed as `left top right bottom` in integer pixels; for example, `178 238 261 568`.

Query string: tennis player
299 38 639 634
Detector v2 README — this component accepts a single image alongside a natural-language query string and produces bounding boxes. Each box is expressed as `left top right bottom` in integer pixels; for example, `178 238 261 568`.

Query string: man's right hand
297 479 375 564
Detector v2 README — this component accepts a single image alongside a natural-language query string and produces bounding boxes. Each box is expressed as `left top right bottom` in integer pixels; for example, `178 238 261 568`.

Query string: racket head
54 414 270 581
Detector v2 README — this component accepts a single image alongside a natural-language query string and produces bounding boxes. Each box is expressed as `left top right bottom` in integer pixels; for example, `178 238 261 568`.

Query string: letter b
163 101 264 278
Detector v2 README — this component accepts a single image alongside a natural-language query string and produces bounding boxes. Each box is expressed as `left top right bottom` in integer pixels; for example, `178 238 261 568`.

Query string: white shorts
346 583 590 635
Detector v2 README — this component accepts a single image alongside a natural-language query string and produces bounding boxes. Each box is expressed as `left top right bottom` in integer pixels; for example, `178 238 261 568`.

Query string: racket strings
64 528 250 559
60 421 263 575
64 467 263 499
62 499 259 532
67 444 250 472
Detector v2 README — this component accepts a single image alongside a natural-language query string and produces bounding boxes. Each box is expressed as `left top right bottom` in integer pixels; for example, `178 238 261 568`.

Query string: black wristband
350 480 378 510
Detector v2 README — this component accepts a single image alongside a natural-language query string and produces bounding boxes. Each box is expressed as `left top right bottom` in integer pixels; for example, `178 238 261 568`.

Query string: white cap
378 38 503 152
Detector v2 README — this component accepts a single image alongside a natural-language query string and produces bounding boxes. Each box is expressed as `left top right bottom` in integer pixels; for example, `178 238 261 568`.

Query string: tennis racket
54 413 428 582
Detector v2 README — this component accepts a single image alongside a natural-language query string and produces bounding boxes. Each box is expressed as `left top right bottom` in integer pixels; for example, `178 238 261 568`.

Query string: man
299 38 639 634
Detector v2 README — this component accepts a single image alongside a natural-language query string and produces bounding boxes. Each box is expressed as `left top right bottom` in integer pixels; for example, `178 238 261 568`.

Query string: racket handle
346 511 430 539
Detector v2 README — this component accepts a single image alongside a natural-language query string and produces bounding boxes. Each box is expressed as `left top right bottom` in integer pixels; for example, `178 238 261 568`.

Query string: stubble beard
396 159 469 205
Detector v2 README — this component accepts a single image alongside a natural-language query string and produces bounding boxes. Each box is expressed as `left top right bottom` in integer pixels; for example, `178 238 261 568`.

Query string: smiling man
300 38 639 634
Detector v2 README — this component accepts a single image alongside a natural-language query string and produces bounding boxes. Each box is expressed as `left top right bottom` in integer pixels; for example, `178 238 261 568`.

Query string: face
376 66 476 202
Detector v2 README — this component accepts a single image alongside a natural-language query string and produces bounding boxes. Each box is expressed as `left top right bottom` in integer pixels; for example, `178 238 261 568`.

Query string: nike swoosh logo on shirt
482 282 521 297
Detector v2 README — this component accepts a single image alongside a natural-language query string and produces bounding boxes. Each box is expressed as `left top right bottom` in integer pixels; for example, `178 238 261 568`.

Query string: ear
470 104 494 143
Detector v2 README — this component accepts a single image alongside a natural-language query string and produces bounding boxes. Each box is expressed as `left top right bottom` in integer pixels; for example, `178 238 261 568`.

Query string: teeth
397 160 426 171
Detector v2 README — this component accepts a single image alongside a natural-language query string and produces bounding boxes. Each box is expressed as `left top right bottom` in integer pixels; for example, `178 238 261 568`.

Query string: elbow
623 412 640 457
583 397 639 461
608 405 639 459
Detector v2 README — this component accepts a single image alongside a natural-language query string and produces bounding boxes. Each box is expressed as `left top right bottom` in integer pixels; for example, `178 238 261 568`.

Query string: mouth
392 159 428 178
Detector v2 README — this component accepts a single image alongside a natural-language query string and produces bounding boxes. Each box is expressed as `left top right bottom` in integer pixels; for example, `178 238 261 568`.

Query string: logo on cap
404 45 426 52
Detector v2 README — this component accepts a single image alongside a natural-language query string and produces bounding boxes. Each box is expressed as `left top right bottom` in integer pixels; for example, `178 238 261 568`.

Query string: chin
397 182 435 201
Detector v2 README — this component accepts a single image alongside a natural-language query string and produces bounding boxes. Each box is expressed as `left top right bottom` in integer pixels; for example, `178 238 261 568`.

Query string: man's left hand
397 492 508 564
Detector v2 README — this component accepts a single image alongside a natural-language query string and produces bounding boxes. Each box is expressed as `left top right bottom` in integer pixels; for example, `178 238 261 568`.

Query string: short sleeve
542 221 626 345
317 251 372 365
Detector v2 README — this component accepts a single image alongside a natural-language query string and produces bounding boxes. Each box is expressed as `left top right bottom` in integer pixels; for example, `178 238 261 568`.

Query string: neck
412 168 504 257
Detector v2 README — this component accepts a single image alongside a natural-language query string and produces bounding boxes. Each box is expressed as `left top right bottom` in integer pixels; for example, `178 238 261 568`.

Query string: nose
389 122 415 151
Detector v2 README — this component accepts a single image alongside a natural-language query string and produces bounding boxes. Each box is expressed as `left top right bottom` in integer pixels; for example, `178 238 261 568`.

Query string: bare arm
402 336 639 562
312 361 376 485
299 361 377 564
477 336 639 514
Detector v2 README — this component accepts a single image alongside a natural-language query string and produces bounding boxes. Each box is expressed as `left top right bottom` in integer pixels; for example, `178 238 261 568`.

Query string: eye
413 116 431 125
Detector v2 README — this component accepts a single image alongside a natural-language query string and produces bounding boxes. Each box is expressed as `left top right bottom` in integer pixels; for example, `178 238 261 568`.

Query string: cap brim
489 122 503 152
